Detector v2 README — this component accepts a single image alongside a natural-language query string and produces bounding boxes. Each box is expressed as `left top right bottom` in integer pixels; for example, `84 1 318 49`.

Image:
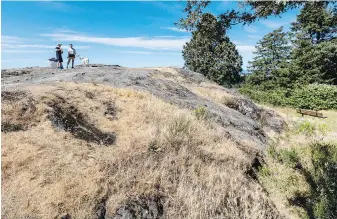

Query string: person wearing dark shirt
55 44 63 69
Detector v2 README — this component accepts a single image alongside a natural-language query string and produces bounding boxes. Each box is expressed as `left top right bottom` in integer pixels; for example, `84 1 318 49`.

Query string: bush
239 87 289 106
296 121 316 137
165 116 191 150
279 149 300 168
265 142 337 218
310 142 337 219
221 96 239 109
194 106 209 120
240 84 337 110
289 84 337 110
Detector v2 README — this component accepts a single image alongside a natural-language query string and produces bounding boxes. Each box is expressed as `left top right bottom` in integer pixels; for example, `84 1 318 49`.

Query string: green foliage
279 149 300 168
239 86 289 107
309 142 337 219
268 144 300 168
292 2 337 44
267 144 279 160
296 121 316 137
194 106 209 120
317 124 329 136
183 13 242 86
240 84 337 110
291 40 337 86
290 84 337 110
178 1 304 31
265 142 337 219
259 166 271 177
247 27 292 89
240 3 337 111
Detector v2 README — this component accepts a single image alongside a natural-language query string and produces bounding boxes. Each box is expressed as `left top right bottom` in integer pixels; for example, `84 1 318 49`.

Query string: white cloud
260 20 285 29
118 50 181 56
1 36 26 44
41 33 190 50
57 29 80 34
163 27 188 33
2 44 90 49
244 25 258 33
2 50 50 53
156 35 180 38
37 2 75 12
236 45 256 69
248 35 261 39
2 35 91 53
237 45 256 53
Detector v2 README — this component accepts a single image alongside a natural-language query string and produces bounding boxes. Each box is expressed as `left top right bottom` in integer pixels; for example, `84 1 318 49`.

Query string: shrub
310 142 337 219
259 166 271 177
194 106 209 120
296 121 316 137
165 116 191 150
265 142 337 218
289 84 337 110
239 87 289 106
221 96 239 109
240 84 337 110
279 149 300 168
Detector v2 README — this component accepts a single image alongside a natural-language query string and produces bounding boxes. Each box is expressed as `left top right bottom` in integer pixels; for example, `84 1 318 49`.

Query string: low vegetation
257 108 337 219
240 84 337 110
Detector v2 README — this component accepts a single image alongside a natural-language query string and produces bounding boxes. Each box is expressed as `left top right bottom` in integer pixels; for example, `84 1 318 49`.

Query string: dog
78 55 89 67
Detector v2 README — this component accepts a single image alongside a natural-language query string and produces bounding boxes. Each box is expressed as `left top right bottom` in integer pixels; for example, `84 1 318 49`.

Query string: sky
1 1 300 69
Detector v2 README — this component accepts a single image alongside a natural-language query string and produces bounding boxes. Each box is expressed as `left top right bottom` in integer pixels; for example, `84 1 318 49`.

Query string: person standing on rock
55 44 63 69
67 44 76 69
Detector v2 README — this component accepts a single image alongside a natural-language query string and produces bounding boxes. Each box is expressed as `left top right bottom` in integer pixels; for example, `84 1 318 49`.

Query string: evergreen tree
183 13 242 86
291 2 337 85
247 27 291 89
291 2 337 44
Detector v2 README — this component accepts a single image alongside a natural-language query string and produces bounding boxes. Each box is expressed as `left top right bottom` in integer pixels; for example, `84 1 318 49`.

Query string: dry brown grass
187 86 235 106
2 82 280 219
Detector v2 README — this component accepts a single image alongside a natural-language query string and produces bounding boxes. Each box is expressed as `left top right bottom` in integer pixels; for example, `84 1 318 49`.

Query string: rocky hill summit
2 65 286 219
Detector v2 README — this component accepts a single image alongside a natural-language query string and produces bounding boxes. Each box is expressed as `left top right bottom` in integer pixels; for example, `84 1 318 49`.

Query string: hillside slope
2 65 286 219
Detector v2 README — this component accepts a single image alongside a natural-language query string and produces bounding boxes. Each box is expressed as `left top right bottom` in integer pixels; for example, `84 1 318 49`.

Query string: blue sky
1 1 299 69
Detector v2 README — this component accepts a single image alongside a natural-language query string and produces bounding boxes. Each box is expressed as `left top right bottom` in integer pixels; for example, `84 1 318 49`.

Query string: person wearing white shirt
67 44 76 69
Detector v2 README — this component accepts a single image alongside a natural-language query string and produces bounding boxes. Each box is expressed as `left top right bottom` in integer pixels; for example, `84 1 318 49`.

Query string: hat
57 43 62 46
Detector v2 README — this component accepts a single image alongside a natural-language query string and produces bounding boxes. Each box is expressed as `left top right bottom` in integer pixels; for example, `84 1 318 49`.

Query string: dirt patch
48 98 116 146
85 91 95 99
260 110 286 133
111 196 163 219
1 91 27 102
1 122 25 133
104 102 117 120
2 96 39 130
246 154 264 181
1 69 32 78
223 97 285 133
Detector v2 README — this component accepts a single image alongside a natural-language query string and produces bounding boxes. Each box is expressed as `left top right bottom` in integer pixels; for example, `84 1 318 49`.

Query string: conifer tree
247 27 291 89
183 13 242 86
